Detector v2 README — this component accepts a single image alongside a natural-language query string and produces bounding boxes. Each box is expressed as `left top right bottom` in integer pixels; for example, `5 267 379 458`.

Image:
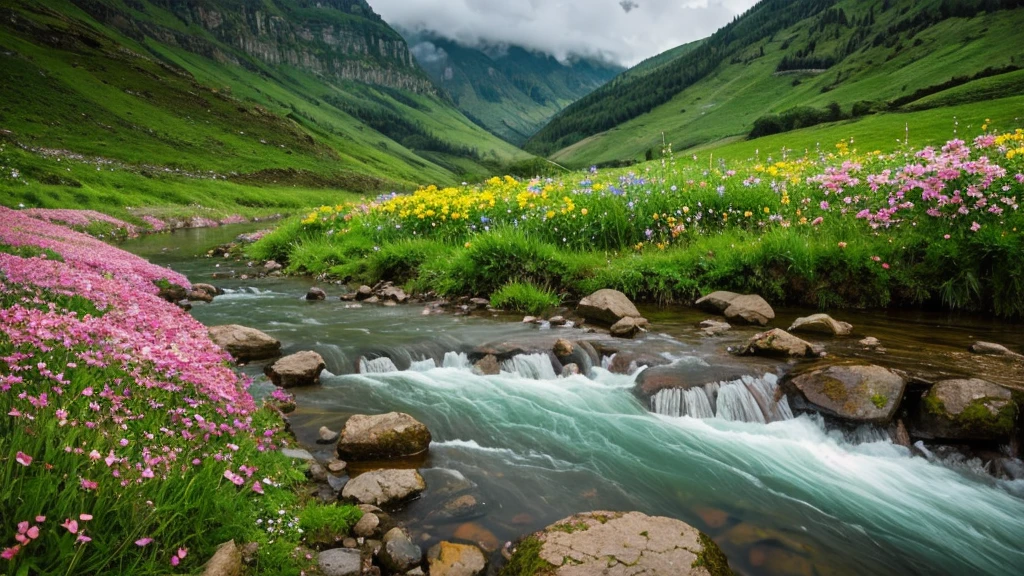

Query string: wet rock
610 316 646 339
308 462 328 483
788 313 852 336
343 538 358 549
338 412 431 460
723 294 775 326
380 528 422 574
431 494 482 521
507 511 731 576
176 300 192 311
739 329 819 358
549 315 567 326
700 320 732 335
208 325 281 362
427 542 486 576
281 448 315 461
553 339 574 358
340 292 358 302
889 419 912 448
561 363 580 377
607 351 670 375
264 351 325 388
859 337 882 348
193 283 222 296
969 341 1023 358
364 296 380 304
264 260 283 272
353 513 380 538
157 282 188 303
695 291 741 314
319 426 340 444
326 474 348 492
341 469 426 506
188 289 214 303
473 355 500 376
380 285 409 304
201 540 242 576
316 484 338 504
469 298 489 309
576 289 642 326
355 285 374 300
307 287 327 301
783 364 906 424
912 379 1016 441
318 548 361 576
522 316 537 324
327 459 348 474
452 523 500 553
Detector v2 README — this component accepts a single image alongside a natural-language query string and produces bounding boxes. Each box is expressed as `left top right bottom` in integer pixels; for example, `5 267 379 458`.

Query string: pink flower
89 450 101 460
177 548 188 559
61 519 79 534
80 478 98 491
837 242 847 249
35 516 45 523
970 221 981 232
882 263 890 270
811 217 824 226
17 522 28 534
26 526 39 540
1 546 20 560
135 538 153 547
251 481 264 494
79 514 93 521
171 556 180 567
76 534 91 544
15 452 32 466
871 256 881 262
943 234 951 240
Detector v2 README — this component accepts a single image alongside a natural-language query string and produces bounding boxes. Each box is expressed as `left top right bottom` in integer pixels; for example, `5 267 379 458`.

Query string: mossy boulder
501 511 732 576
337 412 431 460
912 379 1016 441
782 364 906 424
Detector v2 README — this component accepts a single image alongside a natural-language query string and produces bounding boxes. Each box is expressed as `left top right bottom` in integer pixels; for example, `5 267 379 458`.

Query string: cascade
358 356 399 374
408 358 438 372
651 374 793 424
442 351 472 370
501 354 557 380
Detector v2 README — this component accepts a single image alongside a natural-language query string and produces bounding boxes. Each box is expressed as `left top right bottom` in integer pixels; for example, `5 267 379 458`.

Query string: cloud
410 41 448 64
366 0 759 66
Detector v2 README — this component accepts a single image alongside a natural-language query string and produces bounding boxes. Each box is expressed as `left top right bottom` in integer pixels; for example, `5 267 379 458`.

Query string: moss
500 536 556 576
956 399 1016 436
923 392 946 416
692 532 735 576
820 376 849 403
550 520 590 534
870 393 888 409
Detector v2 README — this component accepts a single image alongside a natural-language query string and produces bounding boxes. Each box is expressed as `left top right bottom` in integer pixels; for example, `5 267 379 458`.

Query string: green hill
526 0 1024 166
402 30 623 145
0 0 530 219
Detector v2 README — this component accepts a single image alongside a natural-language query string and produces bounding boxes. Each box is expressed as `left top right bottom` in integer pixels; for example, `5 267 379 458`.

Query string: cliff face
70 0 435 93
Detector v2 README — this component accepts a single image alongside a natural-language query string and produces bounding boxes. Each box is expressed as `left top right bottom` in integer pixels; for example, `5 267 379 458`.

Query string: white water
358 356 399 374
500 353 557 380
651 374 794 423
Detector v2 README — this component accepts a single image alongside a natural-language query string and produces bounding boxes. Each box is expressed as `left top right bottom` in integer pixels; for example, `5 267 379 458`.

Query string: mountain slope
0 0 530 212
528 0 1024 166
402 30 623 145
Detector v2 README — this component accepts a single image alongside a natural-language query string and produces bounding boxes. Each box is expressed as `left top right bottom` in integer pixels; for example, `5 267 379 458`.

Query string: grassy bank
251 128 1024 318
0 208 360 574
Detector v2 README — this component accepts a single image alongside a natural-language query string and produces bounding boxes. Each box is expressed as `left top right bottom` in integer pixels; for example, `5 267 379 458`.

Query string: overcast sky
367 0 760 67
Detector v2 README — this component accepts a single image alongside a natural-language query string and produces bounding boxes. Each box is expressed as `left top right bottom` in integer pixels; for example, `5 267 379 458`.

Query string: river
123 224 1024 576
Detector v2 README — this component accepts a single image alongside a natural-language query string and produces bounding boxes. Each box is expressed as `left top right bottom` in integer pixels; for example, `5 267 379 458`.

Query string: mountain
401 30 623 145
527 0 1024 166
0 0 531 209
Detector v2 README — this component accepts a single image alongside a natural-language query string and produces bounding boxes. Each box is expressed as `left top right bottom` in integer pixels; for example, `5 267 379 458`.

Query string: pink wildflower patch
15 452 32 466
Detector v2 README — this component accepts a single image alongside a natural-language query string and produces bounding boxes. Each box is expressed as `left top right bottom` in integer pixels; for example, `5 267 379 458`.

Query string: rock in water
610 317 643 339
739 329 819 358
306 287 327 301
201 541 242 576
355 285 373 300
505 511 732 576
264 351 326 388
788 313 852 336
473 355 500 376
427 542 486 576
380 528 422 574
912 379 1016 441
700 320 732 335
341 469 426 506
187 290 214 303
337 412 431 460
353 512 380 538
192 283 222 297
318 548 361 576
576 289 642 326
553 338 574 358
695 291 741 314
783 364 906 424
969 341 1023 358
723 294 775 326
208 325 281 362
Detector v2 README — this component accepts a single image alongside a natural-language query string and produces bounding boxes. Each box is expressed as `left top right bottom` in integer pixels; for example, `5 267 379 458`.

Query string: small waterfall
408 358 438 372
501 354 557 380
651 374 792 424
442 352 472 370
358 356 399 374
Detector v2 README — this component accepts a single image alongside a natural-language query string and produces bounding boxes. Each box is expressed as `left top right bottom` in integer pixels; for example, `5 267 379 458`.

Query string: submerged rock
337 412 431 460
208 325 281 362
783 364 906 424
695 291 741 314
723 294 775 326
739 329 819 358
341 469 426 506
427 542 486 576
380 528 422 574
506 511 732 576
788 313 852 336
576 289 642 326
912 379 1016 441
969 341 1023 358
264 351 325 388
700 319 732 335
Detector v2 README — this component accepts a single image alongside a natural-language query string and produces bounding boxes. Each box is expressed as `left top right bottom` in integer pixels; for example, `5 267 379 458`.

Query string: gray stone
306 287 327 301
576 289 642 326
694 291 741 314
431 494 482 521
187 290 214 303
739 329 819 358
319 426 340 444
469 298 490 309
789 313 853 336
318 548 362 576
860 337 882 348
427 542 486 576
264 351 326 388
341 469 426 506
355 285 373 300
380 528 422 574
548 316 567 326
912 379 1016 441
610 316 645 339
969 341 1023 358
200 540 242 576
723 294 775 326
264 260 283 272
353 513 380 538
208 325 281 362
381 285 409 304
783 364 907 424
338 412 431 460
699 319 732 335
280 448 315 461
192 283 222 297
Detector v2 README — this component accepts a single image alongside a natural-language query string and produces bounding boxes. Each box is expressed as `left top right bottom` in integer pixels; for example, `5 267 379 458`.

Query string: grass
491 282 562 316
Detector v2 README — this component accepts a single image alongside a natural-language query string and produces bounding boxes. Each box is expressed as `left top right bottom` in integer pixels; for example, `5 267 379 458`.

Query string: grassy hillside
403 30 623 145
529 0 1024 166
0 0 531 220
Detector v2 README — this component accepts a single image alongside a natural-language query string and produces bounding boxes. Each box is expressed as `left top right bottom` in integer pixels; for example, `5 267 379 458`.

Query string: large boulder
506 511 732 576
783 364 906 424
341 469 426 506
912 379 1016 441
380 528 422 574
694 291 741 314
788 314 852 336
576 289 642 326
723 294 775 326
337 412 431 460
208 325 281 362
318 548 361 576
264 351 326 388
427 542 486 576
739 329 819 358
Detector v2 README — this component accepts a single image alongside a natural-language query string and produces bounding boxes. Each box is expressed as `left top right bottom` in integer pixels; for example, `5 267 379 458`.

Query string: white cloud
366 0 760 67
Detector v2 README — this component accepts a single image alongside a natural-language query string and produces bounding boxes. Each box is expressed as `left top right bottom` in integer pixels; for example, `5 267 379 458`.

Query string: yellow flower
682 206 690 214
763 207 770 214
653 213 659 220
581 208 588 216
464 242 472 248
546 210 556 219
744 211 753 218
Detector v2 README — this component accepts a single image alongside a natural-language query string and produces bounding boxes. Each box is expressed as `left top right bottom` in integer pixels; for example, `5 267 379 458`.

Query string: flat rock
264 351 325 388
576 289 642 326
380 528 422 574
695 291 741 314
783 364 906 424
739 329 819 358
427 542 486 576
509 511 731 576
723 294 775 326
319 426 340 444
431 494 483 521
208 325 281 362
912 379 1016 441
788 313 852 336
318 548 361 576
699 320 731 335
201 541 242 576
341 469 426 506
338 412 431 460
